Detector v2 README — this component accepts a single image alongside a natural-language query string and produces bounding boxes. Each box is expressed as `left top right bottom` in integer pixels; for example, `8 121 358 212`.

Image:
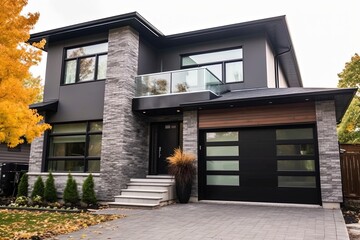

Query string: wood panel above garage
199 102 316 129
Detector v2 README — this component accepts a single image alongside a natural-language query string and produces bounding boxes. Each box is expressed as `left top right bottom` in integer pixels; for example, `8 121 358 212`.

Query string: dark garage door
198 125 321 204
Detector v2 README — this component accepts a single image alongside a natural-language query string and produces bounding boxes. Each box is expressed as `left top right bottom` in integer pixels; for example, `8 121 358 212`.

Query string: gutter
274 46 291 88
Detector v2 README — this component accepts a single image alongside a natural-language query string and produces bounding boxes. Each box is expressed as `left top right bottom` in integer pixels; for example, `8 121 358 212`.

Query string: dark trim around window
180 46 244 84
45 120 102 173
61 41 108 85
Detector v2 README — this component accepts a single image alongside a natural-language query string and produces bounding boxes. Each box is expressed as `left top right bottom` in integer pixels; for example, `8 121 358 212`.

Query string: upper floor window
63 42 108 84
181 48 243 83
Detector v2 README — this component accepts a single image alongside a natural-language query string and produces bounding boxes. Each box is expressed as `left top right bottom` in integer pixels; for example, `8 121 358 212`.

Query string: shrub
15 196 29 206
31 176 44 198
17 173 28 197
63 173 79 205
82 174 97 205
32 195 43 206
44 172 57 202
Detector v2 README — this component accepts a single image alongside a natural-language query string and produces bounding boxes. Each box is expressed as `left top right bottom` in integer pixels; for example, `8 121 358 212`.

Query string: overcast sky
25 0 360 88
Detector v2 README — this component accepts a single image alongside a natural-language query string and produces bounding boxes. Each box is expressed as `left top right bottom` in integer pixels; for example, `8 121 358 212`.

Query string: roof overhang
29 100 58 112
180 88 357 123
28 12 164 51
29 13 301 87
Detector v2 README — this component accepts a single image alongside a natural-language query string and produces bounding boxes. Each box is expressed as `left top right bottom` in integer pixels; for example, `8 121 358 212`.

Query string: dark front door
150 122 181 175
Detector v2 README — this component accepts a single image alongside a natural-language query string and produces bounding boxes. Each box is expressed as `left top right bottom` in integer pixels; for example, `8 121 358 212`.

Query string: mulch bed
342 208 360 224
342 200 360 224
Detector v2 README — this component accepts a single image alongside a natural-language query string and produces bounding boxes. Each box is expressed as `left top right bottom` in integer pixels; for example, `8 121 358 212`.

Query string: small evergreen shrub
17 173 28 197
31 176 44 198
63 173 79 205
44 172 57 202
82 174 97 205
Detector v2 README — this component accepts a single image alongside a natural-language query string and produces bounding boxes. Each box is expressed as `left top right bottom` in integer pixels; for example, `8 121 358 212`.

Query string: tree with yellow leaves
337 53 360 143
0 0 50 147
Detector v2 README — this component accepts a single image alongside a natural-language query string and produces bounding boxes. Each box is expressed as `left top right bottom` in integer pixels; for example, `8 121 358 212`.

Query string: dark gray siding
138 39 160 75
0 144 30 164
47 80 105 122
43 33 108 122
157 33 268 91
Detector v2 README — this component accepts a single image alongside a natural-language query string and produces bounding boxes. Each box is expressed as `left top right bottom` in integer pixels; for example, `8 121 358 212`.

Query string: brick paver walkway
54 202 349 240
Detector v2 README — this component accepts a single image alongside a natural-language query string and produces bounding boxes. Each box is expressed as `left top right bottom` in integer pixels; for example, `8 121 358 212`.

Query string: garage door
198 126 321 204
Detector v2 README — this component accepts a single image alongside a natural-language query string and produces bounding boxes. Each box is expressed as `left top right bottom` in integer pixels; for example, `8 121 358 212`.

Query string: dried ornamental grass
166 148 196 185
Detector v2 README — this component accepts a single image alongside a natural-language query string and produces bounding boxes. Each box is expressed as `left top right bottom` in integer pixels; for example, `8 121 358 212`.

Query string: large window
181 48 243 83
63 42 108 84
276 127 317 188
47 121 102 172
205 131 240 187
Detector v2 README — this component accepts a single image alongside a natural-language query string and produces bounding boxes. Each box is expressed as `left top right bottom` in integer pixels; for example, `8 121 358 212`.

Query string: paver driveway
54 202 349 240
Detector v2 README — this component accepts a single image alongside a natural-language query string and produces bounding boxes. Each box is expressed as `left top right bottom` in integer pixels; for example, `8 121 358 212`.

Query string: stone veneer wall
28 135 44 193
316 100 343 204
183 110 198 198
29 135 44 173
99 26 149 200
28 135 102 198
27 173 100 198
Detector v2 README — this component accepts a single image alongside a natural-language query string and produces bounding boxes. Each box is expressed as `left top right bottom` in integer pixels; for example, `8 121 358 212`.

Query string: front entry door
150 122 180 175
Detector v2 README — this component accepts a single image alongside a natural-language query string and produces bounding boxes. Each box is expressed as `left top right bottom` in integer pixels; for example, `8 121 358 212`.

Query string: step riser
107 202 158 208
114 198 160 205
109 177 176 207
121 191 168 199
130 179 175 183
146 175 174 179
127 185 170 191
125 186 175 200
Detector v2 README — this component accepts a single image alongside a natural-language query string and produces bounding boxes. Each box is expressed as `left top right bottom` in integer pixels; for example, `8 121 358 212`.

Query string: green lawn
0 209 124 239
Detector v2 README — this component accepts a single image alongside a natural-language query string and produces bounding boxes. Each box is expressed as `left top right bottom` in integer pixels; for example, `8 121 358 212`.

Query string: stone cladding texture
316 100 343 203
99 26 149 200
183 111 199 197
28 173 100 198
28 135 44 173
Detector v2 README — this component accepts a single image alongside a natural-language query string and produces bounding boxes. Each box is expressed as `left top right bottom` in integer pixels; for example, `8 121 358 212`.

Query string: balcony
133 68 224 115
135 68 224 97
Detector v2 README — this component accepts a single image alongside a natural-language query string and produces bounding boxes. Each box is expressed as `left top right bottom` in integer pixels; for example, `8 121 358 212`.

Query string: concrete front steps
108 175 175 208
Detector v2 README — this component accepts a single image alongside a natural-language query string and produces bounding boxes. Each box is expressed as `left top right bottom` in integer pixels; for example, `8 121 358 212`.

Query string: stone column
28 135 45 193
28 135 44 173
183 110 198 200
99 26 149 200
316 100 342 208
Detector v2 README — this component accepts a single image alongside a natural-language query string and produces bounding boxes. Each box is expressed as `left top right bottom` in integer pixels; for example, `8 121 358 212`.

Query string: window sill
60 79 105 86
27 172 100 177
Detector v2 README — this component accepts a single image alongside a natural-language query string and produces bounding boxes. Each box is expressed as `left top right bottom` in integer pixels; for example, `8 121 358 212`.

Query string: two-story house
28 12 356 208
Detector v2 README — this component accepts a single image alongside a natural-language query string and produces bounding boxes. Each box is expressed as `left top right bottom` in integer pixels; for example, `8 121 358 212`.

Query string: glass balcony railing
135 68 224 97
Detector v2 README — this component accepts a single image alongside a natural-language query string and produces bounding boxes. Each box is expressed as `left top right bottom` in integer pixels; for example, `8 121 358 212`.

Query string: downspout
274 46 291 88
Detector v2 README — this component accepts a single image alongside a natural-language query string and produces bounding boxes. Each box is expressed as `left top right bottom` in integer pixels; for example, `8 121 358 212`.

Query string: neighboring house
0 144 30 165
0 144 30 196
28 12 356 208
